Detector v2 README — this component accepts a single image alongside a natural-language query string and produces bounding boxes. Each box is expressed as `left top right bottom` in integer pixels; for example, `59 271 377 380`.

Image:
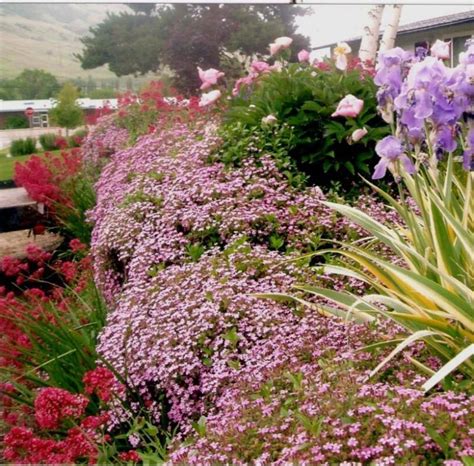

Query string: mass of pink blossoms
171 314 474 464
82 110 473 464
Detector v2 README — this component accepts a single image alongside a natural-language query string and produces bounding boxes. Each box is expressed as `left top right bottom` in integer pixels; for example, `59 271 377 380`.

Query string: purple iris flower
464 127 474 171
375 48 414 104
415 47 428 61
435 125 458 157
459 41 474 66
372 136 416 179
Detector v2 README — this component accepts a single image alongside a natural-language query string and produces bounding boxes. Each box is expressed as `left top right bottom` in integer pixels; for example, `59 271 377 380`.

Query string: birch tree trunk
359 5 385 62
379 4 403 52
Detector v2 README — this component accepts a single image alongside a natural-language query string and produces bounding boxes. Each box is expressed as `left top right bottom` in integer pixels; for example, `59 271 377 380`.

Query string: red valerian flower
34 387 89 429
83 367 119 402
69 238 87 253
119 450 141 463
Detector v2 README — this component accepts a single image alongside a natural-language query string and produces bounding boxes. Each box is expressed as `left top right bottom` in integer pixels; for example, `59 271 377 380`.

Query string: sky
296 4 474 48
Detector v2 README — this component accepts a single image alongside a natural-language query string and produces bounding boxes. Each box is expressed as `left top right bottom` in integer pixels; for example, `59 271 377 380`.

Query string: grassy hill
0 4 141 83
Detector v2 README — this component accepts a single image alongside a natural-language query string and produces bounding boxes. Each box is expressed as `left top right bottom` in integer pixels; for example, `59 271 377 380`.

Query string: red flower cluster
0 255 29 277
54 136 69 150
346 56 376 77
83 366 120 402
34 387 89 429
2 383 111 463
3 419 105 464
14 149 82 206
0 244 92 371
70 238 87 253
119 450 141 463
86 106 114 126
116 80 204 128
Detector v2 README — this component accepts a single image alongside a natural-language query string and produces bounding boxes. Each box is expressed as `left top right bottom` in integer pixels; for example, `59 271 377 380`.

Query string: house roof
314 9 474 50
396 9 474 35
0 98 118 113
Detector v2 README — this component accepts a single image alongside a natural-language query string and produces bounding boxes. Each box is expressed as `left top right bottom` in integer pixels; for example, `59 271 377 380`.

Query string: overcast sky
296 4 473 48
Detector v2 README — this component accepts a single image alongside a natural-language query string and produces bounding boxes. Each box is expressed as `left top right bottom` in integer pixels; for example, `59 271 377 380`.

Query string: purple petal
414 89 433 119
400 154 416 175
372 158 390 179
375 136 404 160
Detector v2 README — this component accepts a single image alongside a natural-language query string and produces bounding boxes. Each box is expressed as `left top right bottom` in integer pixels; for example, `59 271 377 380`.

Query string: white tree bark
359 5 385 62
379 4 403 52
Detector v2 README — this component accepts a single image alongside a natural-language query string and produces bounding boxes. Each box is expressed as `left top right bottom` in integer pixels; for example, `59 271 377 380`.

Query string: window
451 35 472 66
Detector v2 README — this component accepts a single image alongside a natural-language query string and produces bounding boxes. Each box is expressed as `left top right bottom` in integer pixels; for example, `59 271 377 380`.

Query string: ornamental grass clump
282 41 474 389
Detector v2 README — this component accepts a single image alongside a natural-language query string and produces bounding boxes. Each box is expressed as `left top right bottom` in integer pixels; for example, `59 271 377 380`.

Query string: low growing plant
39 133 60 151
10 137 37 156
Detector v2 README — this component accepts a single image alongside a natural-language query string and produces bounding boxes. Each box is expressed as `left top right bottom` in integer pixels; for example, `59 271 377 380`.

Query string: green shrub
223 62 389 189
4 115 29 129
68 128 88 148
10 137 37 156
39 133 59 151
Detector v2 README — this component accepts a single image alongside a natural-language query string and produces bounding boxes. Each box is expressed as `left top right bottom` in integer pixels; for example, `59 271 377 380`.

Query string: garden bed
1 37 473 465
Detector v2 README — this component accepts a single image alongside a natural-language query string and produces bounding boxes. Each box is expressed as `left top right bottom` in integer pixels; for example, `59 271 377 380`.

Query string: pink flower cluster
81 114 130 167
170 314 474 464
84 113 471 462
88 121 351 303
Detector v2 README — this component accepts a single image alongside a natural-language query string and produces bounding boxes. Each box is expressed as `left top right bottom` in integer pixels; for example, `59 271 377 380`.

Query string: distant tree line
0 69 148 101
76 4 311 93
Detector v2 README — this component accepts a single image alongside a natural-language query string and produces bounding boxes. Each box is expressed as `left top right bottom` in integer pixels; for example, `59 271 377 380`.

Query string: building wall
0 108 100 129
395 23 474 65
341 22 473 66
0 111 27 129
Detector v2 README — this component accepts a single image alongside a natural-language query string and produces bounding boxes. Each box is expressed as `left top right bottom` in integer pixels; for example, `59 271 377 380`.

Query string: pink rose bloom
269 36 293 56
232 76 253 96
269 63 283 73
351 127 368 142
298 49 310 63
331 94 364 118
251 61 271 74
430 39 450 60
275 36 293 48
269 42 281 56
199 89 221 107
197 67 225 90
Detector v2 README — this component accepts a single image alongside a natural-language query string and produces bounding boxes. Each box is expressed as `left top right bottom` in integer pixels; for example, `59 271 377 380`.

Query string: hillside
0 4 131 82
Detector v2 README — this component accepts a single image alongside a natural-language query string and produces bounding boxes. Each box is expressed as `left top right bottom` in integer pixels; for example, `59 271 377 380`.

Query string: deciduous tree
49 83 83 136
76 4 310 93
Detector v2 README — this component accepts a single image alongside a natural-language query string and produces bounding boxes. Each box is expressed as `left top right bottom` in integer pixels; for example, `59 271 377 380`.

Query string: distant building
314 10 474 66
0 98 118 129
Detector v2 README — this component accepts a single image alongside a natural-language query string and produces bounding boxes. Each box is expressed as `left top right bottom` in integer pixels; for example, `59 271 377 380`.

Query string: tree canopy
76 4 311 93
0 69 60 100
49 83 83 134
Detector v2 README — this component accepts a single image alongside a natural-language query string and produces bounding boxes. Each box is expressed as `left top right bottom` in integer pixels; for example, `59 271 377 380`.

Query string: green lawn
0 149 61 181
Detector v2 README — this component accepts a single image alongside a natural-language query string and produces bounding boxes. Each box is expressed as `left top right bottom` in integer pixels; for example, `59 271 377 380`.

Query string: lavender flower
372 136 415 179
